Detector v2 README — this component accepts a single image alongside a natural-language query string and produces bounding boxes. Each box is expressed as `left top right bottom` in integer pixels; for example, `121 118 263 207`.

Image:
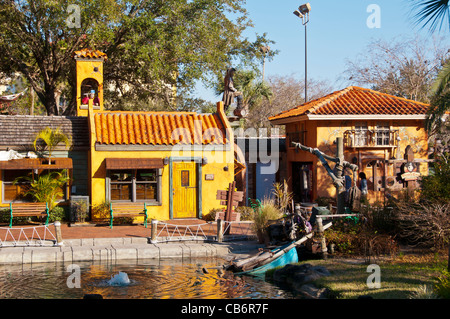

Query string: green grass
284 253 448 299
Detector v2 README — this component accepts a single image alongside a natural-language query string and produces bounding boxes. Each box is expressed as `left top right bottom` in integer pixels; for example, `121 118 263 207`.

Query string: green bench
109 202 148 229
8 202 49 228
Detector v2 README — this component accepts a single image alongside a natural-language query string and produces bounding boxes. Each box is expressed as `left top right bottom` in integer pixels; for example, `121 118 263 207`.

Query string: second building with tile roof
269 86 431 205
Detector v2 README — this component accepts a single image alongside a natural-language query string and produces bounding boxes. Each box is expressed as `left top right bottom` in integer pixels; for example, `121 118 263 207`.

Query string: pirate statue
222 68 246 117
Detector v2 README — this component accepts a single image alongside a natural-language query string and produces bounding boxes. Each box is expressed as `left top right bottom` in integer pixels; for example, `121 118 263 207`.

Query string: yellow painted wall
89 148 234 222
87 101 235 222
75 59 105 117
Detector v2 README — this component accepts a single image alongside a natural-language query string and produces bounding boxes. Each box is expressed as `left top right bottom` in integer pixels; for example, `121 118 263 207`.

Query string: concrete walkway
0 239 263 265
0 222 263 265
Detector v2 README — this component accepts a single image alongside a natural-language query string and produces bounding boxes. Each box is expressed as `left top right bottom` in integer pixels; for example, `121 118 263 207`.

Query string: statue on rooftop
222 68 245 117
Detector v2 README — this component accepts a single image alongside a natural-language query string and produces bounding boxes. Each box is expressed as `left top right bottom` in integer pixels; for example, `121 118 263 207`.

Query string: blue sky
195 0 450 102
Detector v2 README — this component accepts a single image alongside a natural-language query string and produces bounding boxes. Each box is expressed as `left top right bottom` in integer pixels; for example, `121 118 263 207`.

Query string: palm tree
432 59 450 97
410 1 450 273
33 127 71 164
410 0 450 132
410 0 450 32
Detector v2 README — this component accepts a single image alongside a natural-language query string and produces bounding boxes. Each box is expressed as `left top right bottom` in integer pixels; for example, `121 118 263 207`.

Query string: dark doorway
292 162 313 203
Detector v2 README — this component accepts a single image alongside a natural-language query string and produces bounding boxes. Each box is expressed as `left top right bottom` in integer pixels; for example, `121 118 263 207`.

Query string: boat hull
236 246 298 275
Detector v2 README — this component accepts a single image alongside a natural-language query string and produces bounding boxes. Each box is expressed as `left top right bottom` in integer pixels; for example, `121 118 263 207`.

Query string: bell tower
73 49 107 117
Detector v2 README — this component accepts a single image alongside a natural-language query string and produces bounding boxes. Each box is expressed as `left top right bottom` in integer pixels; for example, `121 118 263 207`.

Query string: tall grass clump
252 199 283 244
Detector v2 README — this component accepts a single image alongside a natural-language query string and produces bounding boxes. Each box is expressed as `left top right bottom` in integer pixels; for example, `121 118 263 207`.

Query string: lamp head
293 10 303 18
299 3 311 14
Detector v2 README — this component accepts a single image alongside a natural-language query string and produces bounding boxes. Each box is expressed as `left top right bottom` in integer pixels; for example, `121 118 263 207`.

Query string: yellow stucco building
0 49 235 224
269 86 431 205
71 49 235 222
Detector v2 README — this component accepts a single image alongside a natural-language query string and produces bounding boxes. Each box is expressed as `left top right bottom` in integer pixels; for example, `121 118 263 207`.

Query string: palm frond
432 61 450 95
409 0 450 32
426 91 450 133
33 127 71 159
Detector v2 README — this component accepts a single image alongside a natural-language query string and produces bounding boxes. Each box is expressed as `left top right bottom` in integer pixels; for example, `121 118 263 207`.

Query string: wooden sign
216 190 228 200
216 189 243 202
401 171 420 181
216 181 244 226
403 145 420 194
401 160 420 181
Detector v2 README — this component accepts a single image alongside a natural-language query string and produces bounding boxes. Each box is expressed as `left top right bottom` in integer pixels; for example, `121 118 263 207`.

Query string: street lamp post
293 3 311 103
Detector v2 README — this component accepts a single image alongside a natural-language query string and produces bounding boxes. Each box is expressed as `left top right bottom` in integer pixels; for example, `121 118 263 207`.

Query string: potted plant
70 197 89 223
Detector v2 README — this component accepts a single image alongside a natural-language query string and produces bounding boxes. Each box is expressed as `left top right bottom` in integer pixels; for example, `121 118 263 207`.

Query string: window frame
375 122 391 146
354 122 369 147
107 168 162 205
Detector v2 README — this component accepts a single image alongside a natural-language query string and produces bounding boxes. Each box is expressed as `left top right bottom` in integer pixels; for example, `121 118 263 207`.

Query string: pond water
0 258 295 299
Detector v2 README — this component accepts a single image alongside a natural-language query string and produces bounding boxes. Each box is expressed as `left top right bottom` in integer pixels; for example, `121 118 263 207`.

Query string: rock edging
271 263 332 299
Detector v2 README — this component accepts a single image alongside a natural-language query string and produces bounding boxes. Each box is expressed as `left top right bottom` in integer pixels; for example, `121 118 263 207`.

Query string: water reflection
0 258 295 299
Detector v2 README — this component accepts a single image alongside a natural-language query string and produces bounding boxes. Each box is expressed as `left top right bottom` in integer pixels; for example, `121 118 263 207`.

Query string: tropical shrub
91 200 111 220
14 170 70 211
49 206 67 222
420 152 450 202
235 206 254 221
202 208 223 221
324 212 398 258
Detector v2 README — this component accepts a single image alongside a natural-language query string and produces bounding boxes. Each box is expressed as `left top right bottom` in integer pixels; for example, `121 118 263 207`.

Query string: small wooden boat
227 221 332 275
234 243 298 275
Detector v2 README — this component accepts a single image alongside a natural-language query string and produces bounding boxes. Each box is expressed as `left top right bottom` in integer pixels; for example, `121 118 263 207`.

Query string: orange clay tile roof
73 49 108 60
94 111 229 145
269 86 429 122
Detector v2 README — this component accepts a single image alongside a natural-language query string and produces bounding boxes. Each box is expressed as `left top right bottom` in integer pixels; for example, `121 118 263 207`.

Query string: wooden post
405 146 415 197
150 219 158 244
54 221 63 246
225 181 235 222
217 219 224 243
316 217 328 259
224 181 235 235
336 137 345 215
